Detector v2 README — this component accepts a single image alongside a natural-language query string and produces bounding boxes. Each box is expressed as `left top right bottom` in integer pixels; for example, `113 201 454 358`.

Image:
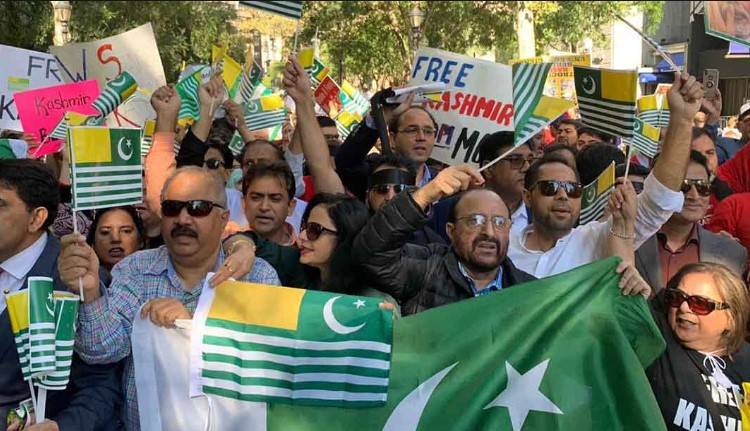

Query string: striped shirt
75 245 280 431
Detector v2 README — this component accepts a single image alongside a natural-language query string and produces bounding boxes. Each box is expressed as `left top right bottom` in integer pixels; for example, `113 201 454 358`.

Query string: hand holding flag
57 233 102 304
283 55 313 104
667 72 704 122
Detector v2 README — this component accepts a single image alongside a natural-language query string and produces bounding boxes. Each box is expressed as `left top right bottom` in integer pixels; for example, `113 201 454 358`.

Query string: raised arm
145 85 179 213
282 56 345 194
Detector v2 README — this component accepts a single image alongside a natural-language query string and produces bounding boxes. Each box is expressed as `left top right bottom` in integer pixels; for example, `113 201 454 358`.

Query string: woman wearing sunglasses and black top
223 193 400 314
646 262 750 430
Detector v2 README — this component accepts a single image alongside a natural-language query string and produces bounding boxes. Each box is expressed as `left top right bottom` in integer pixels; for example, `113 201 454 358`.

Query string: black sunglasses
664 288 729 316
161 200 225 218
301 222 338 241
680 179 712 197
370 184 415 195
532 180 583 198
204 159 223 170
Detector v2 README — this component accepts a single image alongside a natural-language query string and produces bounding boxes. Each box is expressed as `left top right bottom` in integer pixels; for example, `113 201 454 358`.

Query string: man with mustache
508 72 704 278
57 167 280 430
353 164 535 316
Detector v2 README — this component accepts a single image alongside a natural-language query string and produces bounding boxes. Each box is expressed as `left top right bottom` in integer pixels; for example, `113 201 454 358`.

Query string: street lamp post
409 5 425 52
51 1 72 46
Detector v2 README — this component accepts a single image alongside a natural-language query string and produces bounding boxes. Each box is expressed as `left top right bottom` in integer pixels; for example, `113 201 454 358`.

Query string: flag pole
623 142 633 179
27 381 37 419
36 387 47 424
69 140 85 302
479 145 517 173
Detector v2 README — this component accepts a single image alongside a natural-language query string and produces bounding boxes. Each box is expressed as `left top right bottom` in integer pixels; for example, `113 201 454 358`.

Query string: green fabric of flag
90 71 138 122
574 66 638 138
228 131 245 157
176 68 206 125
264 257 667 430
0 138 27 159
513 62 552 146
243 97 287 131
235 62 264 104
69 127 143 210
310 58 329 88
28 277 56 376
5 290 31 381
628 118 661 158
35 293 79 390
579 162 615 225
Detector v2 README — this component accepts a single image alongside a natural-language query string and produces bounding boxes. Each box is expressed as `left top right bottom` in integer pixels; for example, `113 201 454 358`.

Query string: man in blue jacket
0 159 122 431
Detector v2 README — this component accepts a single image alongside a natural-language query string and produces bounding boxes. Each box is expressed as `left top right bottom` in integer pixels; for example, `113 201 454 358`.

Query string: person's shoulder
111 246 169 277
700 226 746 254
730 342 750 373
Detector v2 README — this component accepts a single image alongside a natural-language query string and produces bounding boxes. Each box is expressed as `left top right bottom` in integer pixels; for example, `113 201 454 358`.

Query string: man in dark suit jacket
635 151 748 292
0 159 122 431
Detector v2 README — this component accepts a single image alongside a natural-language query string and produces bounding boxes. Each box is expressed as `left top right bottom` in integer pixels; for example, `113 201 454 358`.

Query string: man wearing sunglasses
58 167 280 429
508 72 705 279
635 151 747 292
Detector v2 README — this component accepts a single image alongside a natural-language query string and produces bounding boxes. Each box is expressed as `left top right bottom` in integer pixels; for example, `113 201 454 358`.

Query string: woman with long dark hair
86 205 145 272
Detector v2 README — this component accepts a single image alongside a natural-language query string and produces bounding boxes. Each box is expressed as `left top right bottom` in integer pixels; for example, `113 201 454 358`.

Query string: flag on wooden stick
579 162 615 225
574 67 637 138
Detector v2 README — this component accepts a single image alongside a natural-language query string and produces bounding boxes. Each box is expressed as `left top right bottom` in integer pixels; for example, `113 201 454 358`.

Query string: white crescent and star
117 137 134 160
383 363 458 430
582 75 597 95
322 296 366 335
45 292 54 317
484 359 563 431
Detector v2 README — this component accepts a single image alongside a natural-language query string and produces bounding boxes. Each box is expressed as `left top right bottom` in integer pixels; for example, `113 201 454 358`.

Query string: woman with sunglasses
647 263 750 430
224 193 400 311
86 206 145 275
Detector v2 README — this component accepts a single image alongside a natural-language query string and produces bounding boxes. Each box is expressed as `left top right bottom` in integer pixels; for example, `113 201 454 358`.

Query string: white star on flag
353 299 366 309
484 359 563 431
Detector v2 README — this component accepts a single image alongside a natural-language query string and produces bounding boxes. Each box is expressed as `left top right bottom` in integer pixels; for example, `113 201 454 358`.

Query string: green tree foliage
0 1 248 82
298 1 664 86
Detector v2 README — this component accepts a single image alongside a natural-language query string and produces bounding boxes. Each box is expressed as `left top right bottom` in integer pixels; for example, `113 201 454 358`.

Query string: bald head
161 166 227 207
451 189 509 222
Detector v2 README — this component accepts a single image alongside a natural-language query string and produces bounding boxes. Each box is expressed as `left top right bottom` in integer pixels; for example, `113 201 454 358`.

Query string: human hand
616 261 651 299
716 230 740 243
700 88 722 125
282 56 313 103
58 233 101 303
412 164 484 208
383 92 416 125
224 100 245 130
667 72 704 123
199 74 225 115
26 420 59 431
140 298 191 328
210 239 256 287
609 179 637 229
150 85 181 117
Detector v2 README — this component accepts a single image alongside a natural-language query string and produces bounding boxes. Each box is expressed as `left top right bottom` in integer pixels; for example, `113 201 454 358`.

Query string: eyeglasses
204 159 223 170
664 288 730 316
302 222 338 241
501 155 538 170
680 179 712 197
370 184 415 195
532 180 583 198
396 126 437 137
455 214 510 230
161 200 225 218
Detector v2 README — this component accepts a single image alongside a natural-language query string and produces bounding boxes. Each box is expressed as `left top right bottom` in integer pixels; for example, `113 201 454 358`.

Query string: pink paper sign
13 80 100 144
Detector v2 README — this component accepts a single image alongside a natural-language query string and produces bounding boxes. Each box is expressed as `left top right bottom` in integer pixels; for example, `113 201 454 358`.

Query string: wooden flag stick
623 142 633 179
36 387 47 424
616 14 680 71
478 145 517 173
71 208 85 302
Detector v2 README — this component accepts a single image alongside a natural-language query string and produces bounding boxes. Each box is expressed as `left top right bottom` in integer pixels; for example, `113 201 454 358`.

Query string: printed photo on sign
705 1 750 46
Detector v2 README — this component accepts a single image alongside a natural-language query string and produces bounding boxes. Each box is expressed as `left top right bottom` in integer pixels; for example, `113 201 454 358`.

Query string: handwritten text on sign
408 47 513 166
0 44 63 131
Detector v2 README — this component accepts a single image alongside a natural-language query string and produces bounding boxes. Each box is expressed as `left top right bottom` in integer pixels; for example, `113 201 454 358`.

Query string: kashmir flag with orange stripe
190 281 393 407
69 126 143 210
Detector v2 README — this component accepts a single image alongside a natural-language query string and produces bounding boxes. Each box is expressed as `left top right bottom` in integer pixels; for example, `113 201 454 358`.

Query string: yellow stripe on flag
638 95 658 112
66 111 92 126
641 120 661 141
341 81 356 98
5 290 29 333
336 110 362 126
533 96 574 120
212 45 226 66
596 162 616 195
70 128 112 163
221 54 242 91
601 69 637 103
143 119 156 137
259 95 284 111
298 48 315 69
208 282 305 330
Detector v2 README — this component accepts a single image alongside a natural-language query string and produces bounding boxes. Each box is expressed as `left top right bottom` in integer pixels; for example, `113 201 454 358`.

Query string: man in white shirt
0 159 59 312
508 72 704 278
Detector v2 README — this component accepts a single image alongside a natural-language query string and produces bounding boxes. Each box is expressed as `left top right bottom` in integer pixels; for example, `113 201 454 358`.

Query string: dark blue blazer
0 235 123 431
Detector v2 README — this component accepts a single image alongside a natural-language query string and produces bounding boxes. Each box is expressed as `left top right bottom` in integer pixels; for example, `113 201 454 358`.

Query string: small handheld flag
243 95 288 131
579 162 616 225
574 66 637 138
627 118 661 158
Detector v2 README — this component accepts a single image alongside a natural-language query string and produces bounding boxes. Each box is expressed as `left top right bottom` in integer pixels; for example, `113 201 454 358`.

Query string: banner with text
408 47 513 166
49 23 165 129
0 44 63 131
13 80 100 145
510 54 591 101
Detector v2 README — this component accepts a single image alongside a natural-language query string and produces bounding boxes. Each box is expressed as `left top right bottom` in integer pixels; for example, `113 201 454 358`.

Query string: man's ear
522 188 532 208
445 222 456 244
27 207 49 234
287 198 296 218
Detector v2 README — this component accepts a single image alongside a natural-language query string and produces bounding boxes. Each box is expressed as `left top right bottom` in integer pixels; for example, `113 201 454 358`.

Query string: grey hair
160 166 227 207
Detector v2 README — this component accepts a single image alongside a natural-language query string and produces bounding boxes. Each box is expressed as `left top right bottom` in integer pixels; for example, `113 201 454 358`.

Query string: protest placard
510 54 591 100
705 1 750 46
13 80 100 144
0 44 63 131
408 47 513 166
314 76 344 117
49 23 165 129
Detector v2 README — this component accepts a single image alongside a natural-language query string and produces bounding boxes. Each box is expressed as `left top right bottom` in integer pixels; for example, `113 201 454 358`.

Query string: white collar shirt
509 203 530 237
0 233 48 313
508 173 684 278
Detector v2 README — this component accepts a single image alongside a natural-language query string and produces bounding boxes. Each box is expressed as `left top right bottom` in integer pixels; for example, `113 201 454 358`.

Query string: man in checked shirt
57 166 280 430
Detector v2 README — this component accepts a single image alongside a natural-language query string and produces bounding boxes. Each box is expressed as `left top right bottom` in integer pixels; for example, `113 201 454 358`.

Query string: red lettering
97 44 122 80
451 91 463 111
495 103 514 126
472 97 495 119
459 94 477 115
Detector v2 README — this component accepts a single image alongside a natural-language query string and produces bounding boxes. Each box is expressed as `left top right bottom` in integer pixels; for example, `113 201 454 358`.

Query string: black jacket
0 236 123 431
353 192 535 315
